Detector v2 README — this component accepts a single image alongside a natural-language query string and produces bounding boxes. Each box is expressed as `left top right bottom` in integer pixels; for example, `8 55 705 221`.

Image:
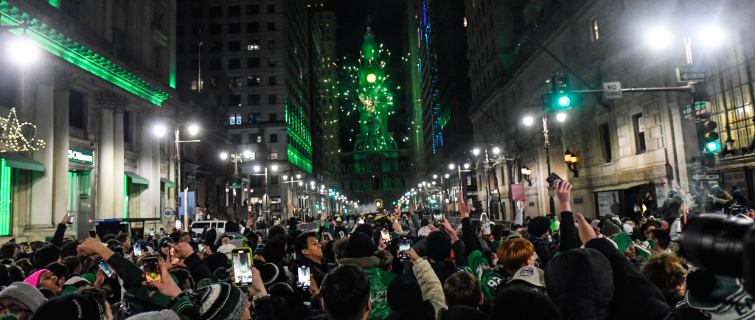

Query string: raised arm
555 181 579 252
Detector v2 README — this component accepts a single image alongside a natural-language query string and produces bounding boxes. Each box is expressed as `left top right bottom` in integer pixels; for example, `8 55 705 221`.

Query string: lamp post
522 99 566 217
252 164 278 220
155 122 200 233
449 162 472 197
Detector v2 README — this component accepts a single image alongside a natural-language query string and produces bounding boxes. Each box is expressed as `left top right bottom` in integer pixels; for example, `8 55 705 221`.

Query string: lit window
271 153 278 160
590 18 599 41
248 39 260 50
464 17 467 27
190 80 204 91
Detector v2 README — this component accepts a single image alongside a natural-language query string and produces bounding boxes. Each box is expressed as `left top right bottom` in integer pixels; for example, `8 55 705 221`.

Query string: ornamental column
96 92 116 219
52 77 71 223
30 79 55 228
138 112 155 218
113 105 126 219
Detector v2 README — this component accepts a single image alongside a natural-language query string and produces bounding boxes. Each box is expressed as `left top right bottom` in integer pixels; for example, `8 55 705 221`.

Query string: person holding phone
287 232 332 300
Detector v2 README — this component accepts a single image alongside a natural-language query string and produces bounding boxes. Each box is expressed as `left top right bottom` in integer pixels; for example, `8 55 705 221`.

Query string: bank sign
68 149 94 165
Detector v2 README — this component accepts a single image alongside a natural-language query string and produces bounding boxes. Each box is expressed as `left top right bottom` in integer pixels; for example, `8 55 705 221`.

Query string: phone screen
198 244 206 253
232 248 253 287
434 214 443 225
338 231 345 239
298 266 311 289
133 244 142 257
143 256 161 290
398 237 410 259
381 229 390 243
99 260 115 278
483 223 491 235
149 228 155 236
160 228 165 235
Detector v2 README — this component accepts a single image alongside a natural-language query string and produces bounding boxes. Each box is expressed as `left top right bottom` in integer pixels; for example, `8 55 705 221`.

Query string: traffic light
551 73 571 109
700 120 720 152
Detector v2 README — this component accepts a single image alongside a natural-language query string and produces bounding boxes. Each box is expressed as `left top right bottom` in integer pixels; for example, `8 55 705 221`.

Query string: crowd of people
0 180 753 320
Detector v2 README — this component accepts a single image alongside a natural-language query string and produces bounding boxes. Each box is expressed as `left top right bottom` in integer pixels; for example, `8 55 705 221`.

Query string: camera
680 214 755 295
726 205 750 216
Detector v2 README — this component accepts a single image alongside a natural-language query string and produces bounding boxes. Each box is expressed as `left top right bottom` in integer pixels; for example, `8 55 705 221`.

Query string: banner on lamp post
511 184 525 201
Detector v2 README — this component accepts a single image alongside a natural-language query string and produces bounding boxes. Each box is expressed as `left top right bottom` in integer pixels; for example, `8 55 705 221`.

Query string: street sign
683 101 710 120
691 173 721 181
162 207 174 219
602 82 623 99
676 64 707 82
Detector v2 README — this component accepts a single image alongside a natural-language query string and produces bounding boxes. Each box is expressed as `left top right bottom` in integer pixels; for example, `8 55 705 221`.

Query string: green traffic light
705 141 721 152
558 96 570 107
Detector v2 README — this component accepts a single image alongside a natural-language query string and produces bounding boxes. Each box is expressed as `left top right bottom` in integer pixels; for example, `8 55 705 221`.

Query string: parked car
190 220 226 235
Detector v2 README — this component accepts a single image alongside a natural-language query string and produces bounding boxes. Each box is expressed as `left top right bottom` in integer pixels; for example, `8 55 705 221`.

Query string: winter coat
412 258 448 319
340 256 397 320
439 305 489 320
457 250 505 302
545 248 614 320
584 238 673 320
287 255 332 300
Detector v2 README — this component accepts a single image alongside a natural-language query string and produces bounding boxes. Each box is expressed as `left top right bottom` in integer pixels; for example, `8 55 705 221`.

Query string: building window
248 112 261 124
228 76 242 88
248 75 261 86
257 135 262 143
209 41 221 53
270 134 278 143
248 94 260 105
268 22 275 31
228 58 241 69
229 114 242 125
590 18 599 42
269 113 277 122
123 110 132 143
69 90 86 129
228 41 241 52
247 4 259 14
190 79 204 91
176 26 184 37
191 24 202 35
209 6 222 17
209 59 222 70
209 23 221 35
600 123 612 162
247 22 259 32
268 94 276 104
270 175 279 185
267 4 275 13
228 5 241 16
269 76 276 85
268 58 276 67
191 7 203 18
210 78 218 88
248 39 260 50
228 23 241 34
271 152 278 159
230 134 241 144
267 39 275 49
229 95 241 106
633 113 646 154
248 57 260 68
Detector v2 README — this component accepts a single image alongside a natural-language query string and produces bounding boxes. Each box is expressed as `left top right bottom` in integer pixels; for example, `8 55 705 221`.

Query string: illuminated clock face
367 74 376 83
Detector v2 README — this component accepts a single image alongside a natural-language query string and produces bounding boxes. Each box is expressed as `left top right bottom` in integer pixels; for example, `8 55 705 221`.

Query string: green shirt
459 250 505 301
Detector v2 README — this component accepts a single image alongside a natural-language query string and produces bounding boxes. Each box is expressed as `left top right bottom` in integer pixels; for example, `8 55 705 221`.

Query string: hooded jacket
340 256 397 320
545 248 614 320
412 258 447 319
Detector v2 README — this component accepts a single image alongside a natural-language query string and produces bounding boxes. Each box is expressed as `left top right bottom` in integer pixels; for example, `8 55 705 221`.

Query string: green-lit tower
354 27 398 156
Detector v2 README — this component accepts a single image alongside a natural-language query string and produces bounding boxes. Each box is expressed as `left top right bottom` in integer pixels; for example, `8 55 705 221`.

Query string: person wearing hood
667 269 754 319
385 274 436 320
288 232 332 301
491 286 560 320
526 216 553 270
339 231 397 320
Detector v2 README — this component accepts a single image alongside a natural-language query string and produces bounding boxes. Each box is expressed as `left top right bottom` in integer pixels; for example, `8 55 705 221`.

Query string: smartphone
198 244 206 253
149 228 155 236
143 255 162 290
170 248 177 260
398 236 410 259
232 247 253 287
338 231 345 239
483 223 491 235
381 229 390 243
160 228 165 236
298 266 311 289
175 220 182 230
98 260 115 278
133 244 143 257
546 172 562 187
20 242 29 252
66 211 74 224
433 212 443 226
89 229 97 238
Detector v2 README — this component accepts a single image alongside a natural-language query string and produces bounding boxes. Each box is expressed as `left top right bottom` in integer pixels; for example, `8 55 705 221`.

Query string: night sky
330 0 409 152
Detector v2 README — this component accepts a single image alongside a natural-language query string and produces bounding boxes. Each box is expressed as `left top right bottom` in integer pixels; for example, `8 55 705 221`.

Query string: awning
160 178 176 188
0 153 44 172
125 172 149 185
593 181 650 193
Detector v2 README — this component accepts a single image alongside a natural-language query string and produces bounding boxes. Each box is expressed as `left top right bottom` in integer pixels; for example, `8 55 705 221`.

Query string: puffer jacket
545 248 614 320
412 258 447 319
340 256 397 320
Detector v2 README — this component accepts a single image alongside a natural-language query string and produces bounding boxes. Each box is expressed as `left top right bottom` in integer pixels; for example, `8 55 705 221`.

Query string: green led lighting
123 174 128 218
48 0 58 8
0 2 170 106
288 144 312 174
0 159 10 236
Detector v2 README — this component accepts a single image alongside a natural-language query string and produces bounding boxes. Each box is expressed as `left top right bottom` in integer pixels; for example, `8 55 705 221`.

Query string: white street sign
603 82 622 99
691 173 721 181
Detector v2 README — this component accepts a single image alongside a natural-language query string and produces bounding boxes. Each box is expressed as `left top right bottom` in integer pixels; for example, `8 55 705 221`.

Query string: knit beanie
158 236 175 249
425 231 452 262
23 269 49 288
186 283 247 320
127 309 181 320
346 232 375 259
387 274 423 311
0 282 45 313
601 222 622 236
261 240 286 264
203 252 229 275
528 217 551 237
30 294 105 320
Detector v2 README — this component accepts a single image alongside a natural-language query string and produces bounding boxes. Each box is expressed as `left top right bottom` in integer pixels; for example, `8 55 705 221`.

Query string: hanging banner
511 183 525 201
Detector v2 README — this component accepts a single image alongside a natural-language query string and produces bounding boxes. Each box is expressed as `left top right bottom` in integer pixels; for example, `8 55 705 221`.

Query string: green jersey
459 250 505 301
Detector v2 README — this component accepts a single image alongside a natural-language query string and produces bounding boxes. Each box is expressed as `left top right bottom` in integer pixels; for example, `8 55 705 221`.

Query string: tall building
176 0 317 218
0 0 191 241
407 0 474 210
311 5 339 187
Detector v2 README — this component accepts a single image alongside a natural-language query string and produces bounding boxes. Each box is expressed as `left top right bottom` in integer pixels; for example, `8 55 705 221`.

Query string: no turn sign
603 82 622 99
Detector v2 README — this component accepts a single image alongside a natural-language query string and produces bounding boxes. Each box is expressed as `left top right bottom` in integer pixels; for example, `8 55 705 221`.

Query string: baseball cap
509 266 545 288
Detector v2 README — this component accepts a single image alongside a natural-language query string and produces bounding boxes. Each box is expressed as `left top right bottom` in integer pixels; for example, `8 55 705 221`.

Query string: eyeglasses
0 304 33 315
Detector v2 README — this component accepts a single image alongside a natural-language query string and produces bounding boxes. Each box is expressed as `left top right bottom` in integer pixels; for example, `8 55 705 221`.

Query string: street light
9 35 39 65
700 25 725 47
556 112 567 122
493 147 500 154
523 116 534 126
254 165 261 172
647 28 672 49
473 148 480 156
188 124 199 136
449 164 455 170
154 125 167 137
220 152 228 160
433 174 437 179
